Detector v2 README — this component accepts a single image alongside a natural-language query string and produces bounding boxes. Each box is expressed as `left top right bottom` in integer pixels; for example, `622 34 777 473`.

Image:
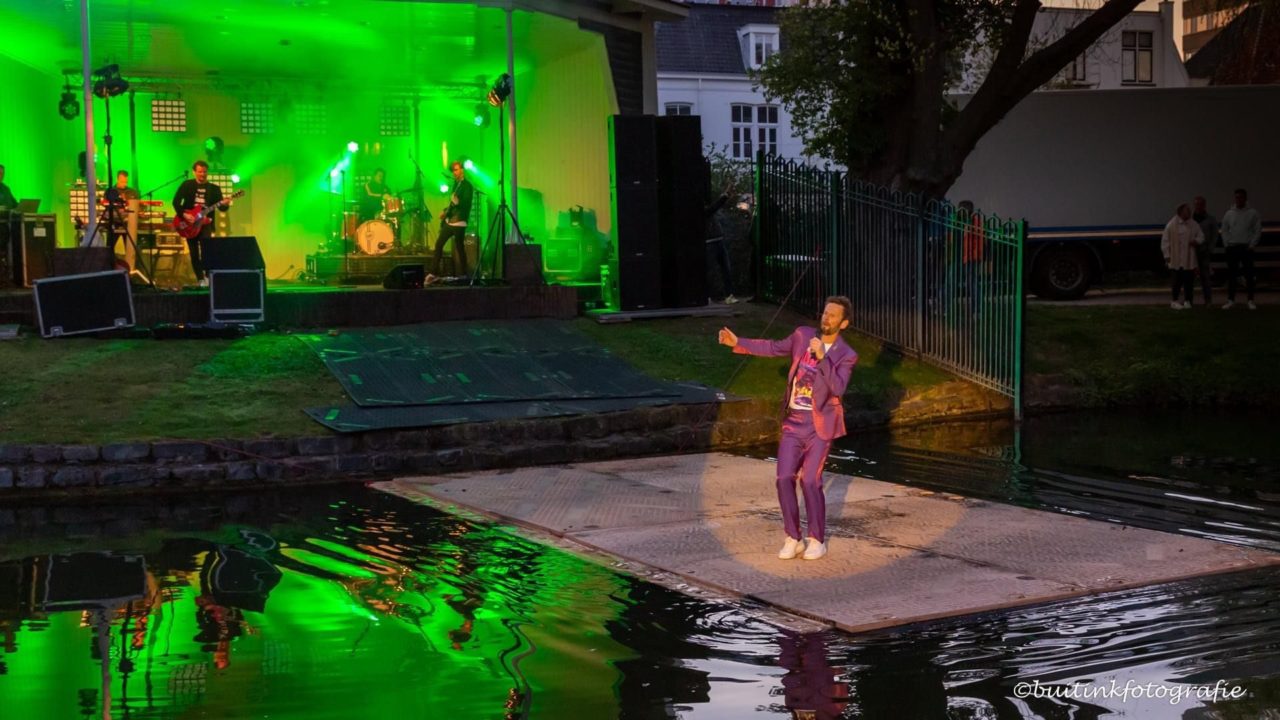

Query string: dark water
2 411 1279 718
748 410 1280 552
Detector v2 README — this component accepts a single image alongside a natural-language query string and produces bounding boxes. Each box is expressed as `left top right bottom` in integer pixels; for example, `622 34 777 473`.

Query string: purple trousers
777 410 832 543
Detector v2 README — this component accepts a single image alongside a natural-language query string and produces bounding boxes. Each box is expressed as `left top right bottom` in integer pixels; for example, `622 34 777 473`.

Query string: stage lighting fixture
439 183 450 193
463 159 475 171
204 136 225 162
58 84 79 121
486 73 512 107
91 64 129 98
347 141 360 152
473 103 490 128
230 174 241 184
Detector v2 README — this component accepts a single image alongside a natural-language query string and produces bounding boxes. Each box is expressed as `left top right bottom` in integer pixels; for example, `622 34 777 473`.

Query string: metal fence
755 155 1026 417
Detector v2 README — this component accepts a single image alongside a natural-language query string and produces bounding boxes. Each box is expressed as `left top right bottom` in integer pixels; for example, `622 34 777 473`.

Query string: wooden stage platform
0 281 578 329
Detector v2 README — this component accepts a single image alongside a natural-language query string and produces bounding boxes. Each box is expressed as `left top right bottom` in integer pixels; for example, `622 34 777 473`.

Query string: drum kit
338 193 426 256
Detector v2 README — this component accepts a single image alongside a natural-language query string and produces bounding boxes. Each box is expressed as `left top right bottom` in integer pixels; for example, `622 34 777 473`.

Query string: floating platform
379 453 1280 634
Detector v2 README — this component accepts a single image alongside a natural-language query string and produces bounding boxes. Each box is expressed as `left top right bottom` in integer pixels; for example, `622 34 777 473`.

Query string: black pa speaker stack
607 114 708 311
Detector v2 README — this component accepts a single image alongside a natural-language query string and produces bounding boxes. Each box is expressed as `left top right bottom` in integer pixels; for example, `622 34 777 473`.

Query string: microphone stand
142 171 187 202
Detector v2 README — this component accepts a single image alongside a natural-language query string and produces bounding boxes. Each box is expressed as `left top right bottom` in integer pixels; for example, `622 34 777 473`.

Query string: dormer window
738 24 779 71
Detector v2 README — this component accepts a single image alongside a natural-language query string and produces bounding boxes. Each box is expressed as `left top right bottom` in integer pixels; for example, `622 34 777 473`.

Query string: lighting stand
471 100 524 287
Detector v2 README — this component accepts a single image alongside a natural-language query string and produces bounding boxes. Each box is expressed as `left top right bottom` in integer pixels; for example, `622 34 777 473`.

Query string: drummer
359 168 391 222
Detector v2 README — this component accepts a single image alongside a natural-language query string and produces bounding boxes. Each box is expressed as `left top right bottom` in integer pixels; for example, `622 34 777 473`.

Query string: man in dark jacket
433 161 473 277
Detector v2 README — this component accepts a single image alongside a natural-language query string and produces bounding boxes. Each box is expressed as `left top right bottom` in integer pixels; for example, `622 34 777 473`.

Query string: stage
0 279 578 329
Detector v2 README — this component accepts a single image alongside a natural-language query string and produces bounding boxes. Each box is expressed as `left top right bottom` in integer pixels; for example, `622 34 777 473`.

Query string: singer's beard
818 322 835 336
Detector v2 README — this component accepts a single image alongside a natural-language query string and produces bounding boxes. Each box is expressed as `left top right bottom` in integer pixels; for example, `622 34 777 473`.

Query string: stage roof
1 0 685 92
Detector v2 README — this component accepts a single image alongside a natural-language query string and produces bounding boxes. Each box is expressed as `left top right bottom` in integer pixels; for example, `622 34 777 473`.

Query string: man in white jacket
1162 203 1204 309
1220 188 1261 309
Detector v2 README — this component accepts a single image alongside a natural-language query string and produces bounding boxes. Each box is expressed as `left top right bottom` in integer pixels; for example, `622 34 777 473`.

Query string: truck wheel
1032 247 1092 300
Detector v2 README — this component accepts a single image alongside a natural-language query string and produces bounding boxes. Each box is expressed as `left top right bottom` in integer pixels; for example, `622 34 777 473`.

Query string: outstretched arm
719 327 796 357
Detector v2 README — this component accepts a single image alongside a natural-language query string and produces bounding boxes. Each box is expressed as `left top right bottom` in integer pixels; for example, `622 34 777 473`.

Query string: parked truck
949 85 1280 299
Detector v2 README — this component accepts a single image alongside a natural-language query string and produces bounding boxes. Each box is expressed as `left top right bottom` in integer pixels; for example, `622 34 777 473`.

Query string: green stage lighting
439 183 450 193
463 160 475 171
473 103 490 128
347 141 359 152
204 136 225 164
487 73 512 107
230 174 241 184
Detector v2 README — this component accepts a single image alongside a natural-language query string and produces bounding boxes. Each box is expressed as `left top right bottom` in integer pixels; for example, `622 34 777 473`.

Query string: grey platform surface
378 453 1280 633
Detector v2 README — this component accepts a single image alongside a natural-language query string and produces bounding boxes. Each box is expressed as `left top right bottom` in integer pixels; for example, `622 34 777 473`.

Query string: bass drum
356 220 394 255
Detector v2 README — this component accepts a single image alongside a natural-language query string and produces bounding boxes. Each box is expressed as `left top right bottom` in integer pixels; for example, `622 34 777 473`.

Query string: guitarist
173 160 229 286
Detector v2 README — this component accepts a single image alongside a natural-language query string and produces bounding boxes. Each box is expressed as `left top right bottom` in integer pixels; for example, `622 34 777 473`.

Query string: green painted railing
755 154 1026 418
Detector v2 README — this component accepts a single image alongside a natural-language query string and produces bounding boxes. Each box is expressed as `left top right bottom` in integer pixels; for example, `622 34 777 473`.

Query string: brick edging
0 400 779 499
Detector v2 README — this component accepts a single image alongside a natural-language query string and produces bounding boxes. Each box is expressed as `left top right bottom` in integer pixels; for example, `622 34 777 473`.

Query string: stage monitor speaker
202 236 265 272
658 197 707 309
209 269 265 323
34 269 135 338
503 244 544 285
608 115 657 186
655 115 704 190
383 263 426 290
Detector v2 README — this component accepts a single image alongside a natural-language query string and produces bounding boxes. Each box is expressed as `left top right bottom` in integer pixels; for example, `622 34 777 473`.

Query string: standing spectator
1221 188 1261 310
705 163 738 304
1161 203 1203 310
1192 196 1218 307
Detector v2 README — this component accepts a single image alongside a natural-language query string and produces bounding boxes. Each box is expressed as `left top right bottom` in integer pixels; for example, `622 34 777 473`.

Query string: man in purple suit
718 296 858 560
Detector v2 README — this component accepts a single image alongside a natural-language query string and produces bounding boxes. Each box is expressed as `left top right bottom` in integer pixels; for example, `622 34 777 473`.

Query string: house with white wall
655 2 816 163
959 2 1188 91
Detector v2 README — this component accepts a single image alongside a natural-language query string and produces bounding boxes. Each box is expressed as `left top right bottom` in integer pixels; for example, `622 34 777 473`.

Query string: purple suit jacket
733 326 858 441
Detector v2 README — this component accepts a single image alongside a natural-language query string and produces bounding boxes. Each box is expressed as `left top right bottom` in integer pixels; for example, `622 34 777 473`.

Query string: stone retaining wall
0 401 779 499
0 382 1011 500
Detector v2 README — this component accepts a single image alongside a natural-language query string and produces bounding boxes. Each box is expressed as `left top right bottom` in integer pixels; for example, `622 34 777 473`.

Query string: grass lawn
574 302 953 405
1025 304 1280 405
0 333 345 444
0 302 952 444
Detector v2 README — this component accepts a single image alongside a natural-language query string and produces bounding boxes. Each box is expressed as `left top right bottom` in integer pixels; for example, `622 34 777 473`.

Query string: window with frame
751 32 778 69
756 105 778 156
731 104 754 159
1065 53 1087 83
1121 30 1153 84
664 102 692 116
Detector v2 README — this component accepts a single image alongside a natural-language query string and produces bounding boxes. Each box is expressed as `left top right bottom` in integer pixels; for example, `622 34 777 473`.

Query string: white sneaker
1223 301 1234 310
1181 301 1191 309
802 538 827 560
1248 301 1257 310
778 537 805 560
1170 301 1182 310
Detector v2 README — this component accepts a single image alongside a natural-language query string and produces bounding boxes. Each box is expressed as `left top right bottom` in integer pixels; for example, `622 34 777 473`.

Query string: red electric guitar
173 189 245 239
